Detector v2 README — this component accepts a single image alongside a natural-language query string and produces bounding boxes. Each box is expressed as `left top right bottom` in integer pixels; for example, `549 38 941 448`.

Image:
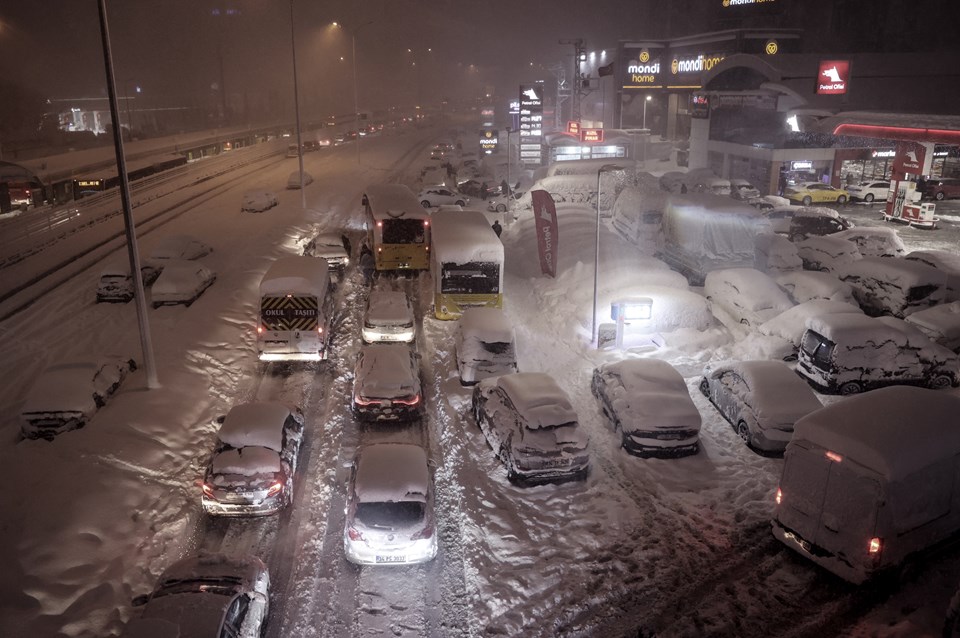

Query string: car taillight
410 522 434 540
348 527 363 541
423 220 429 227
317 326 323 335
266 481 283 498
257 325 264 334
868 537 882 555
354 396 378 406
201 483 215 498
775 487 782 506
393 394 421 406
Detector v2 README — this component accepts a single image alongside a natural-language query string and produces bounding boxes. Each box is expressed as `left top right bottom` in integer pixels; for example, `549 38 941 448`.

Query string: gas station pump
884 140 938 228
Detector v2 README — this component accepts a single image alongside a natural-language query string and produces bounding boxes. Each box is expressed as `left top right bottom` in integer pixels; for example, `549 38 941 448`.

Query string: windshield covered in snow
356 501 425 529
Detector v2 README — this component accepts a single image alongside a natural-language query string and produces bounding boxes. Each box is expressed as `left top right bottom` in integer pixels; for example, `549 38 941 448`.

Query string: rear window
356 501 424 529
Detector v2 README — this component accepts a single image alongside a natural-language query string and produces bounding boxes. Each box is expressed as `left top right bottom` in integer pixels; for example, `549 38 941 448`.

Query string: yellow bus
430 209 504 320
362 184 431 272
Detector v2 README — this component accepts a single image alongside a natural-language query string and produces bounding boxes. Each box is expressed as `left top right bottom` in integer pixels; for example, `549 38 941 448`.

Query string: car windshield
153 576 243 599
356 501 425 529
800 331 834 367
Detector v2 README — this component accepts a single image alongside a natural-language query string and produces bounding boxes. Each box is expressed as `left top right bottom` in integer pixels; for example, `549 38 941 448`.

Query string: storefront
545 132 628 162
832 147 895 186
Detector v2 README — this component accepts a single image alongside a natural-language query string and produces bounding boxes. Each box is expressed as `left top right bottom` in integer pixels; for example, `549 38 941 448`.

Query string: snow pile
754 232 802 274
838 256 947 317
775 270 855 304
795 235 862 272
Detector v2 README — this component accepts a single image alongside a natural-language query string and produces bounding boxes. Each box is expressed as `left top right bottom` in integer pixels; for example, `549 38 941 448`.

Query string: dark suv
921 177 960 201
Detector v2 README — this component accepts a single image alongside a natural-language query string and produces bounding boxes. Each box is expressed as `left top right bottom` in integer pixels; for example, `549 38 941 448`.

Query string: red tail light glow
775 487 782 506
257 326 264 334
825 451 843 462
377 221 383 227
348 527 363 541
868 537 882 554
423 220 429 227
266 481 283 498
393 394 421 406
201 483 215 498
317 326 323 335
354 396 378 406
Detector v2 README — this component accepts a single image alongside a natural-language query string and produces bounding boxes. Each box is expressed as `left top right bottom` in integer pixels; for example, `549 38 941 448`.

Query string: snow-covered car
783 182 849 206
754 232 801 275
95 262 161 303
704 268 795 327
151 260 216 308
241 189 279 212
795 235 862 273
455 307 518 386
418 187 467 208
905 302 960 352
303 231 350 274
456 179 485 198
343 443 438 565
149 234 213 261
699 360 822 454
846 180 890 203
838 256 947 318
352 344 422 422
286 170 314 189
471 372 590 484
200 402 305 517
361 289 415 344
757 299 863 360
906 250 960 301
591 359 701 458
767 206 851 242
831 227 905 258
125 553 269 638
20 357 137 440
775 270 855 304
486 191 523 213
730 178 761 200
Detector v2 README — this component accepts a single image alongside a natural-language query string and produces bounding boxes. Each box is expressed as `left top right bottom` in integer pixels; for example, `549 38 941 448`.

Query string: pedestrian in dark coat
480 182 489 200
491 220 503 237
359 243 376 284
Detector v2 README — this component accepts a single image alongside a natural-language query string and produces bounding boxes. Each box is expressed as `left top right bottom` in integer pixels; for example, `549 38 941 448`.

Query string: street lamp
643 94 652 130
592 164 624 345
505 126 512 218
333 20 374 165
289 0 305 207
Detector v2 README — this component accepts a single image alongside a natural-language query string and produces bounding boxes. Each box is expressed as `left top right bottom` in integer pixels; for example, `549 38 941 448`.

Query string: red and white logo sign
893 141 925 175
816 60 850 95
531 190 558 278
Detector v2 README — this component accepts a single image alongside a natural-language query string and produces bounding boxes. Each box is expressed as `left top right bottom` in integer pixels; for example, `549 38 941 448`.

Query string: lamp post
505 126 512 218
334 20 374 165
643 94 652 130
289 0 306 207
593 163 624 345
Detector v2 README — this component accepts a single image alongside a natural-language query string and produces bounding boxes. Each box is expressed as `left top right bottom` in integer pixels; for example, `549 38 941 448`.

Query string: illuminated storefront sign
764 39 778 55
567 121 581 136
816 60 850 95
519 84 544 166
479 129 499 155
622 45 725 90
872 150 896 158
623 48 663 89
791 160 813 170
690 94 710 119
580 128 604 143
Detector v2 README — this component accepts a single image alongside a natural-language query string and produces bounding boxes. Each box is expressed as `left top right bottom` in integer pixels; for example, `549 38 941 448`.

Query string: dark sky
0 0 660 119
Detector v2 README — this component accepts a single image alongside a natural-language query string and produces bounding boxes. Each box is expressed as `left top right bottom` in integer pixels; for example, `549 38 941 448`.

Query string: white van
257 256 333 361
772 386 960 584
796 313 959 395
455 307 518 385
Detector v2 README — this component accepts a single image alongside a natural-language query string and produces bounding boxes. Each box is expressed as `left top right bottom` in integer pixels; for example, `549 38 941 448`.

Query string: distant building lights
786 115 800 132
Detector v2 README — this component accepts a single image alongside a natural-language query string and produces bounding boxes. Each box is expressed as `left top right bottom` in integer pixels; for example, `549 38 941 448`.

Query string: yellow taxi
783 182 849 206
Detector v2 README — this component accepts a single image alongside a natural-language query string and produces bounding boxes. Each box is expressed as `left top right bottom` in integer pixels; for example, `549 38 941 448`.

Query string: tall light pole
593 164 624 345
643 94 652 130
505 126 512 218
289 0 306 207
334 20 374 165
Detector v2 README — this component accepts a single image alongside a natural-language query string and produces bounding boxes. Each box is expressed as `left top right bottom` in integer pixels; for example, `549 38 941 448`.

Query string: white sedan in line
846 180 890 204
418 187 468 208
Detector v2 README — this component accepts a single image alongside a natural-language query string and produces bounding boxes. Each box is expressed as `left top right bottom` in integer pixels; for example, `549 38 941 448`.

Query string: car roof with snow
906 250 960 273
805 313 911 343
365 290 413 323
495 372 578 429
797 234 861 255
459 307 515 344
792 386 960 481
775 270 853 301
354 443 429 503
150 235 211 260
260 256 330 296
363 184 428 221
714 360 822 415
905 301 960 337
217 402 292 451
838 256 946 287
758 299 862 343
356 344 418 396
431 210 503 263
152 260 214 293
596 359 700 428
22 361 106 415
705 268 792 302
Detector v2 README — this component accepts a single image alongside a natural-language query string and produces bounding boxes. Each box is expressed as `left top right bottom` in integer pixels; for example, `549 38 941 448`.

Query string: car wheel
930 374 954 390
936 192 945 201
455 200 465 206
864 193 875 203
839 381 862 396
739 318 750 326
420 200 431 208
837 195 847 205
497 204 507 212
802 196 813 206
737 421 752 446
699 378 710 397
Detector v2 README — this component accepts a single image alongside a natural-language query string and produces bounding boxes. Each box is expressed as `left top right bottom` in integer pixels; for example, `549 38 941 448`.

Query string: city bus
362 184 431 272
430 209 504 320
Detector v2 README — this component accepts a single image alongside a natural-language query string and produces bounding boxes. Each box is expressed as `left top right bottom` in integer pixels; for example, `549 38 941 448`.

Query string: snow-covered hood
22 362 100 417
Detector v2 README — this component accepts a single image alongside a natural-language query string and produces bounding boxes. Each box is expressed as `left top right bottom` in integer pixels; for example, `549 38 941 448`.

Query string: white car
241 189 279 212
699 360 822 454
757 299 864 360
343 443 438 565
730 178 761 200
149 234 213 261
361 289 415 343
846 180 890 203
703 268 795 327
303 231 351 274
351 344 423 422
418 187 468 208
591 359 701 458
795 235 863 273
471 372 590 484
287 170 314 189
151 260 216 307
486 191 523 213
20 357 137 440
125 553 269 638
201 402 305 517
832 227 905 258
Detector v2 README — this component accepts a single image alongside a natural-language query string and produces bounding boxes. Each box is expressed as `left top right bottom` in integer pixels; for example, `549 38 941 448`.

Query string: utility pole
548 63 568 130
559 38 586 123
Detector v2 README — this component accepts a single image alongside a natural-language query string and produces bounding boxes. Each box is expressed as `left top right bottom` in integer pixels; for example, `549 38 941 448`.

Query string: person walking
491 220 503 237
480 182 489 200
359 243 376 285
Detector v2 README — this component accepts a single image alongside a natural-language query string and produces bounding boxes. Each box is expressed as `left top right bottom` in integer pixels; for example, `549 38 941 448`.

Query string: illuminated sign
893 141 925 175
519 84 544 166
791 160 813 170
816 60 850 95
624 48 661 88
871 149 896 158
580 128 604 143
480 129 499 155
567 121 581 136
765 39 778 55
670 53 725 75
721 0 778 6
508 101 520 115
690 94 710 119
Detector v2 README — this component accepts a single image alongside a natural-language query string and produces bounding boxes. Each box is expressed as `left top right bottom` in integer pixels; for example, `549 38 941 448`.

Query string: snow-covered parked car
775 270 855 304
754 232 801 275
904 301 960 352
795 235 862 273
486 190 524 213
756 299 863 361
95 261 161 303
838 256 947 317
699 360 822 454
905 250 960 302
418 187 468 208
361 289 415 344
20 357 137 440
845 180 890 204
797 313 960 395
303 231 351 274
591 359 701 458
455 307 518 386
149 234 213 261
343 442 438 565
200 402 305 517
151 260 216 308
125 553 269 638
471 372 590 484
832 227 905 258
730 178 761 200
241 189 279 212
351 344 422 422
704 268 795 327
775 207 851 242
286 170 314 189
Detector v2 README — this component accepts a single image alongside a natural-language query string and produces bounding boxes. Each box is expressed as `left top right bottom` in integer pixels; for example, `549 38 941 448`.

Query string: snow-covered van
656 194 769 286
772 386 960 584
838 256 947 318
257 256 333 361
796 313 959 395
455 307 518 385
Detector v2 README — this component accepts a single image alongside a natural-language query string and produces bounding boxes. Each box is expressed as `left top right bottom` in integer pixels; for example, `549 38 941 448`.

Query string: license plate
540 458 570 468
376 555 406 564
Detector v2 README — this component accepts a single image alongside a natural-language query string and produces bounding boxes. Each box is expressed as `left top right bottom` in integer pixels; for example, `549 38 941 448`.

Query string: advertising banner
531 190 558 278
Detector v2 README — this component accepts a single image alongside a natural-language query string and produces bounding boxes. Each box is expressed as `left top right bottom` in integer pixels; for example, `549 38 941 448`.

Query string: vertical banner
531 190 558 278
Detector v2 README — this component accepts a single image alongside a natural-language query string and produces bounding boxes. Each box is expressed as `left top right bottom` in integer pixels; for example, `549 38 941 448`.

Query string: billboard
816 60 850 95
519 83 544 167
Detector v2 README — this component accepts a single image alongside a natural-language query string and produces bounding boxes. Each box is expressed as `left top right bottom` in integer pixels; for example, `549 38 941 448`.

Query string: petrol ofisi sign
816 60 850 95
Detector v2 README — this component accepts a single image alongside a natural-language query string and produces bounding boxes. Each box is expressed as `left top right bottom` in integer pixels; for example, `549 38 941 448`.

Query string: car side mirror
131 593 150 607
